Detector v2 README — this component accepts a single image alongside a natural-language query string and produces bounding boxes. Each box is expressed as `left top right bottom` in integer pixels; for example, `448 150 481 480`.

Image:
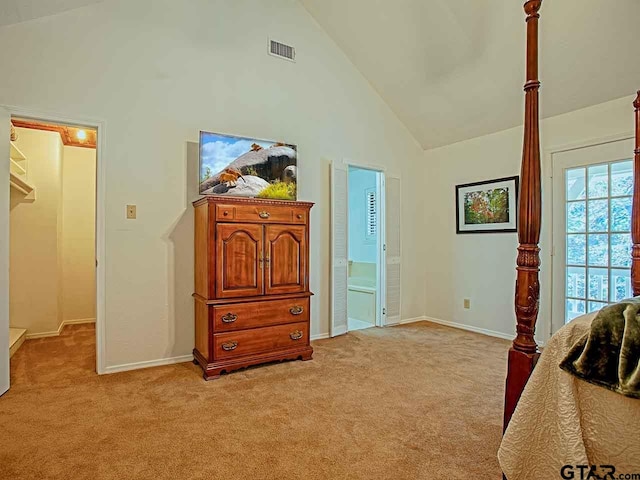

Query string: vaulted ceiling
1 1 638 150
300 0 640 149
0 0 103 27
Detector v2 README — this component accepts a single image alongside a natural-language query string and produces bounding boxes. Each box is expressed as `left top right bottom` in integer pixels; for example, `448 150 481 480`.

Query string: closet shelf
8 140 34 195
10 159 26 176
10 141 26 161
10 171 35 195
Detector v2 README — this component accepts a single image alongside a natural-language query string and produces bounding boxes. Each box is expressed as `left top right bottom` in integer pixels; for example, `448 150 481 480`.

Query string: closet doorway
330 160 401 337
3 113 103 393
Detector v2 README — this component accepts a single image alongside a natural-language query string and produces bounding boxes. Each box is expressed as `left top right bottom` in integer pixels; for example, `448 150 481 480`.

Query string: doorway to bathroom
347 166 383 331
330 160 401 338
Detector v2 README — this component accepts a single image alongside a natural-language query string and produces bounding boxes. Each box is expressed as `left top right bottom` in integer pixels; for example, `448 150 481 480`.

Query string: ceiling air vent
269 39 295 62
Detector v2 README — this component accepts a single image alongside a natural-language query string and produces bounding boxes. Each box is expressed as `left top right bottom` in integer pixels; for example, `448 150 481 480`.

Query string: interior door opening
329 162 402 337
347 165 383 331
7 117 98 385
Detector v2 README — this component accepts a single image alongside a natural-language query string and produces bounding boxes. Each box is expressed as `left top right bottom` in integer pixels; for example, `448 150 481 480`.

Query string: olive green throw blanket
560 298 640 399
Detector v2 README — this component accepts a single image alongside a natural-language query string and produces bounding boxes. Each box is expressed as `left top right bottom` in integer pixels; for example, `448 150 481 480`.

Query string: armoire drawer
212 298 310 332
213 321 309 360
215 203 307 224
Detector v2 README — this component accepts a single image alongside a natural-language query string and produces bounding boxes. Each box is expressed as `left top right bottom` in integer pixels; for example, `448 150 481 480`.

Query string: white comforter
498 312 640 479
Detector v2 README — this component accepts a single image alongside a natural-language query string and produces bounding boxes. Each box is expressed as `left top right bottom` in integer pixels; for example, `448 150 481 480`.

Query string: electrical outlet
126 204 137 219
463 298 471 309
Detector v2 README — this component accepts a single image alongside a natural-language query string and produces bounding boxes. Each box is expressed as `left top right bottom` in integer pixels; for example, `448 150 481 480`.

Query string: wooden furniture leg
504 0 543 432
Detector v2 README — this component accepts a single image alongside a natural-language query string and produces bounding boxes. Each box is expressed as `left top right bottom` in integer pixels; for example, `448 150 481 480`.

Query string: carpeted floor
1 322 509 479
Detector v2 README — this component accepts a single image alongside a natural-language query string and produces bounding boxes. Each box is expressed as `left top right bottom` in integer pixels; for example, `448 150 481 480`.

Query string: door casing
1 105 107 376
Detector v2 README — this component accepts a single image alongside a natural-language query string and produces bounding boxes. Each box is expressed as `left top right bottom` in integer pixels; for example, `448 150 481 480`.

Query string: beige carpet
1 322 509 479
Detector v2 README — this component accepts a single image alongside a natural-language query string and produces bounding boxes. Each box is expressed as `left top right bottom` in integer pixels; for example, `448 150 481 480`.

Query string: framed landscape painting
199 131 297 200
455 176 519 234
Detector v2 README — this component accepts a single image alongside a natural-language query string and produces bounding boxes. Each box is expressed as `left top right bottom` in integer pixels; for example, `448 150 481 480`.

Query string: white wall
62 146 96 324
348 166 377 264
424 95 636 343
10 128 63 335
0 0 426 369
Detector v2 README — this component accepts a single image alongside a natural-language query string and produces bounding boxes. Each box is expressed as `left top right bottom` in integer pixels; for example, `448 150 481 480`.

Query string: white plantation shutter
385 176 401 325
366 188 377 237
331 161 349 337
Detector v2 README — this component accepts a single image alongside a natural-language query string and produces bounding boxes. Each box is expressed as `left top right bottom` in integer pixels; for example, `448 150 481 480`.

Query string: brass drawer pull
258 211 270 219
221 313 237 323
221 341 238 351
289 306 304 315
289 330 303 341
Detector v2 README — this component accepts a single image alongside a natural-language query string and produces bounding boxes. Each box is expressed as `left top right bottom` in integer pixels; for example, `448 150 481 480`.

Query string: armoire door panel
216 223 263 298
265 225 307 295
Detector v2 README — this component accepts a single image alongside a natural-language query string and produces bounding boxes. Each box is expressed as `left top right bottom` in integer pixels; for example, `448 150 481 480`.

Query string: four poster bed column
500 2 640 474
632 91 640 296
503 0 543 431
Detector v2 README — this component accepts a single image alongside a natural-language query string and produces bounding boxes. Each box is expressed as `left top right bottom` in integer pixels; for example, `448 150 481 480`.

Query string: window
564 160 633 323
366 188 377 237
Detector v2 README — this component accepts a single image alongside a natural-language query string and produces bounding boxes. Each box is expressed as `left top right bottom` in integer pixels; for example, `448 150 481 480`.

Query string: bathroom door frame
2 104 107 376
345 160 386 329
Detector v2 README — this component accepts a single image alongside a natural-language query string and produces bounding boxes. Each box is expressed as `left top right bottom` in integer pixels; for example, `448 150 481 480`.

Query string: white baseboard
63 318 96 326
103 355 194 375
304 316 512 347
423 316 513 341
384 316 427 326
26 329 62 339
311 332 330 341
105 333 345 373
310 317 426 340
399 316 428 325
25 318 96 339
331 325 348 337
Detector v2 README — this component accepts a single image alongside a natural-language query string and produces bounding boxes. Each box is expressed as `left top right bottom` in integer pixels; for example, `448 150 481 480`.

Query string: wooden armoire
192 196 314 379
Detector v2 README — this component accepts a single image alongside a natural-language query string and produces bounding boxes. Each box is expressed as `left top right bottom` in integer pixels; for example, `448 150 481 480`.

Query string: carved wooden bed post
503 0 543 431
632 92 640 296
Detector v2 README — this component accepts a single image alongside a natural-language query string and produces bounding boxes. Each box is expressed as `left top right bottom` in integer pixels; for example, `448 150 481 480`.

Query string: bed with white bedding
499 312 640 479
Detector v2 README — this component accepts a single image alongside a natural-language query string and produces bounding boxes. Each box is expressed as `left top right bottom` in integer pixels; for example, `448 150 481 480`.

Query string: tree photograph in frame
455 176 519 234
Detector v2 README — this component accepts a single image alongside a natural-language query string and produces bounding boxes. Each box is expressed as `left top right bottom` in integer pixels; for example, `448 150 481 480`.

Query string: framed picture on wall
198 131 297 200
455 176 519 234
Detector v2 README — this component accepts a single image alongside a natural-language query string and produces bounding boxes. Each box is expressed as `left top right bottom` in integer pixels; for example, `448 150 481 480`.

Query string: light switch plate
126 204 137 219
463 298 470 309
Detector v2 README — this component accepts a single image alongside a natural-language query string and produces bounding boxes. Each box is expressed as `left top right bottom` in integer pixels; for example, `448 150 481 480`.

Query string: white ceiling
300 0 640 149
1 1 638 150
0 0 103 27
